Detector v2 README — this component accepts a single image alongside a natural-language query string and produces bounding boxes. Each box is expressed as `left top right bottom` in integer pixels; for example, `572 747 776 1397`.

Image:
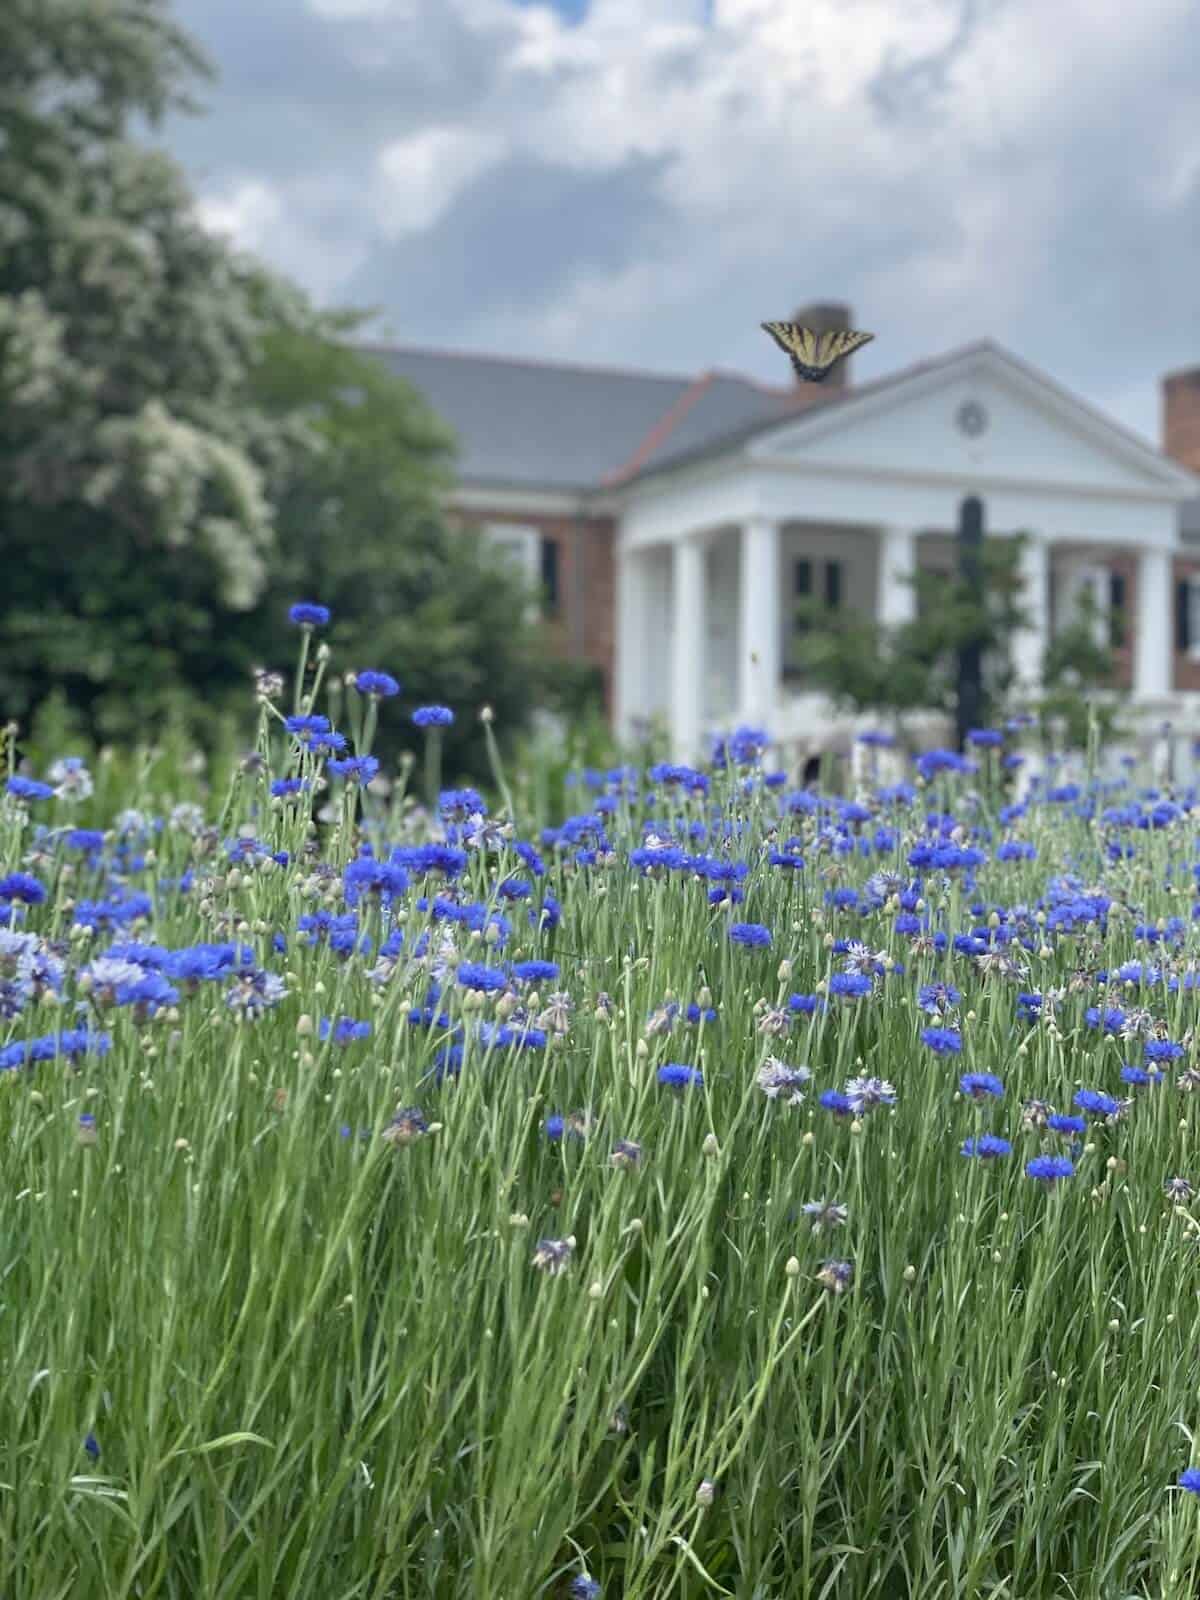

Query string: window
788 557 844 677
791 558 841 614
539 536 560 617
1109 571 1126 649
1178 575 1200 660
485 526 558 618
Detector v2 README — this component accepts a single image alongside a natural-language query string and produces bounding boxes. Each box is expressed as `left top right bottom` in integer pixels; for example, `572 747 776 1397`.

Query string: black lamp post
955 494 984 750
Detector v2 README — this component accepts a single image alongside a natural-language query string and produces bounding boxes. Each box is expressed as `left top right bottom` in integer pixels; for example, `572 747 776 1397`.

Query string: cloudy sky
155 0 1200 449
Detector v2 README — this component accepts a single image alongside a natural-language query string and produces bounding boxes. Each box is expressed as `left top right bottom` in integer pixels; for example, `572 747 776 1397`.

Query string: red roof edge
601 372 719 486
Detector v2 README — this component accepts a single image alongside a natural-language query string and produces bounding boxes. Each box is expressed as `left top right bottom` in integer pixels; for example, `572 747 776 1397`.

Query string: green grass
4 677 1200 1597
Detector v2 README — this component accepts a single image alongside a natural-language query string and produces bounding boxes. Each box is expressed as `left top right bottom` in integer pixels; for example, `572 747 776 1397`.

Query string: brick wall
1108 552 1136 692
1162 365 1200 692
449 506 617 713
1164 368 1200 472
1174 556 1200 692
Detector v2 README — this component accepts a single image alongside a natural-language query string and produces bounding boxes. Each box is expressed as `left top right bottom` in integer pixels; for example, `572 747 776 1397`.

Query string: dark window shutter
794 559 812 597
1176 579 1190 654
1109 571 1126 648
825 561 842 608
539 537 559 616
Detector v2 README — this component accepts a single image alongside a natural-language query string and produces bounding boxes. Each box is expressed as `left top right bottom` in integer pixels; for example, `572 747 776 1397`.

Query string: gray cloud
150 0 1200 448
343 150 676 341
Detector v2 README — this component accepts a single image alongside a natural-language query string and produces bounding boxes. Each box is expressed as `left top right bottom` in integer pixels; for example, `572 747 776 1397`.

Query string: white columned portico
1135 545 1172 700
1013 532 1050 693
671 534 706 763
614 542 652 742
876 526 918 626
738 515 781 726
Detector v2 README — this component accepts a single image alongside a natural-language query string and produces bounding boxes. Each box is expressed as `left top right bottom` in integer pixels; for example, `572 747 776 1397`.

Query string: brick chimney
790 301 856 389
1163 366 1200 471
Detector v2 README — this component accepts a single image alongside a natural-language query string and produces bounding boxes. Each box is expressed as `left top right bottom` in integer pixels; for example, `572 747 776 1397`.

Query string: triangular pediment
748 344 1198 500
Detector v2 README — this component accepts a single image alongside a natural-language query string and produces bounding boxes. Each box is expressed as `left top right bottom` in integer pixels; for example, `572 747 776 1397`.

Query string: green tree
233 319 555 782
793 533 1119 749
795 535 1028 742
0 0 319 737
0 0 557 784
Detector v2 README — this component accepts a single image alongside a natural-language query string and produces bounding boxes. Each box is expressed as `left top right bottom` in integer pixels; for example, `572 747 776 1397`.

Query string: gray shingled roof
356 339 1200 541
358 342 782 492
355 341 803 493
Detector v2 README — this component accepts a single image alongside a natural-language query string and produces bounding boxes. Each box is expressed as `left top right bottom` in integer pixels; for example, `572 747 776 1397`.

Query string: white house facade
365 319 1200 768
613 342 1200 763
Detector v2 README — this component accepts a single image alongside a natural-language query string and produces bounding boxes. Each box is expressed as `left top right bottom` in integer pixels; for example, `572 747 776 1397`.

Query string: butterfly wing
815 329 874 368
761 322 874 383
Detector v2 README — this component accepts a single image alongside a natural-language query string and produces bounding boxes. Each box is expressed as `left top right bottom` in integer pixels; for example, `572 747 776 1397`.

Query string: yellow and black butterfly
761 322 874 383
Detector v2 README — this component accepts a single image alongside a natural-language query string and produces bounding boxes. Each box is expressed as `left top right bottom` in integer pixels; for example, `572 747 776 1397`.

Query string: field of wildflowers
7 606 1200 1599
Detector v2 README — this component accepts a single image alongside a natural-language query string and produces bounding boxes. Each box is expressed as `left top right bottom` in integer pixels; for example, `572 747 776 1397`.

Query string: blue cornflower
918 982 961 1014
1026 1154 1074 1185
1074 1088 1121 1119
960 1072 1003 1099
1121 1063 1156 1086
997 840 1037 861
923 1027 963 1055
658 1063 703 1089
916 749 976 780
545 1111 588 1141
1047 1113 1086 1136
284 714 331 738
820 1089 854 1117
961 1135 1012 1159
788 993 823 1014
83 1433 100 1460
289 602 330 627
1085 1006 1126 1033
413 705 454 728
967 728 1004 748
1178 1469 1200 1496
829 973 872 1000
0 873 46 906
271 777 309 798
6 776 53 801
1145 1039 1184 1063
66 829 105 852
344 858 409 906
569 1577 602 1598
454 961 509 993
354 670 400 698
441 786 487 819
512 960 559 984
327 755 380 786
319 1017 371 1046
728 921 771 948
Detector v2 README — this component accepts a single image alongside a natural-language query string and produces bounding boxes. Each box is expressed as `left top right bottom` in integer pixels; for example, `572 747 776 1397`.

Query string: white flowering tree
0 0 578 775
0 0 329 736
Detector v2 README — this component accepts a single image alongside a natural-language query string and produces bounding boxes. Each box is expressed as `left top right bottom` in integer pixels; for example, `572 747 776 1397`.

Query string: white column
876 526 918 626
1135 545 1173 700
614 542 651 744
671 535 706 764
738 515 780 726
1013 531 1050 694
